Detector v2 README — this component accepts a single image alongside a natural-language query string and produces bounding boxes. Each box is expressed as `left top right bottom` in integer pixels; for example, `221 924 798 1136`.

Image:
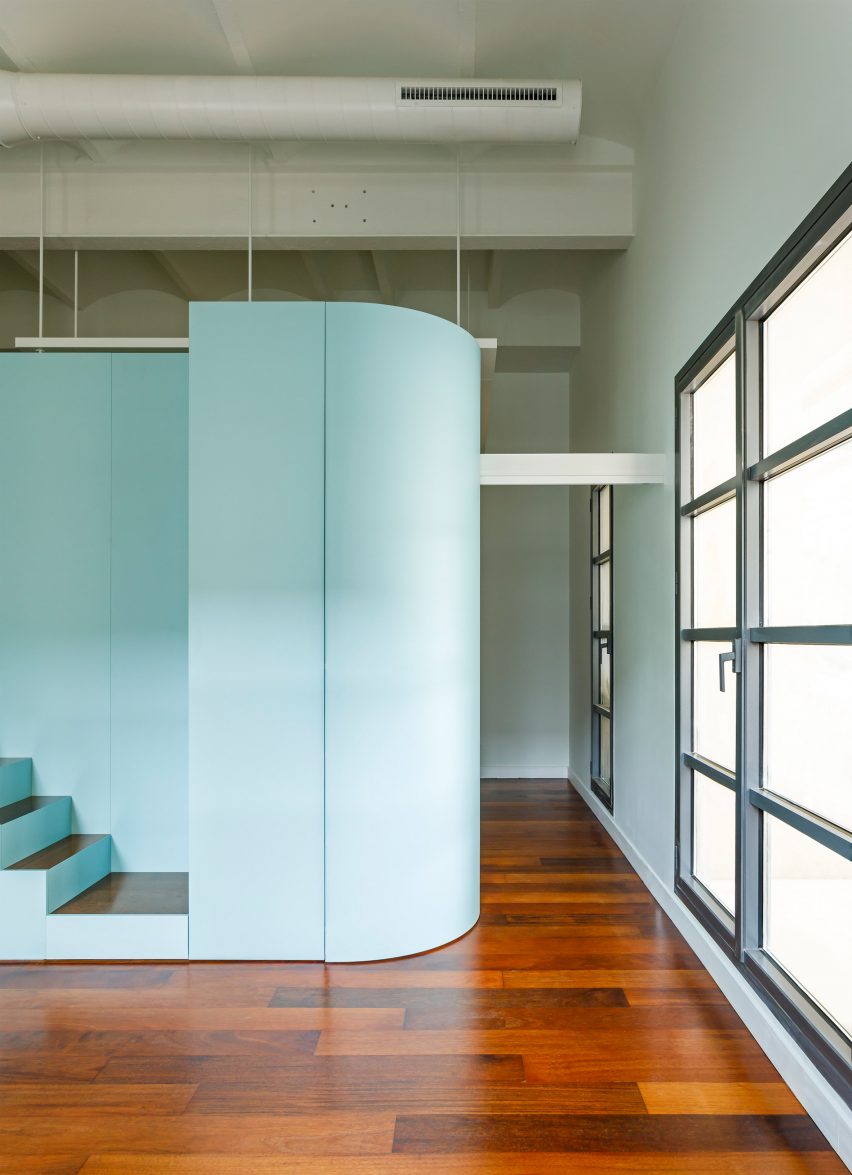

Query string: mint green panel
0 355 111 833
0 759 32 807
111 354 188 871
324 304 481 962
188 303 326 960
0 796 71 867
46 834 112 912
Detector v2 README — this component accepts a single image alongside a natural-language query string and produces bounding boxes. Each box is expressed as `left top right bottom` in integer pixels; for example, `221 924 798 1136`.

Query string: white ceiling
0 0 685 147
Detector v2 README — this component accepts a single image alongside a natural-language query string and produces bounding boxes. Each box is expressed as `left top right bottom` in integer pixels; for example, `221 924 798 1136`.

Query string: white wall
568 0 852 1160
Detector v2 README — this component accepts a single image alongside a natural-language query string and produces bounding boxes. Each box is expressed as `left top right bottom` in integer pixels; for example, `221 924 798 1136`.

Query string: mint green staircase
0 759 112 954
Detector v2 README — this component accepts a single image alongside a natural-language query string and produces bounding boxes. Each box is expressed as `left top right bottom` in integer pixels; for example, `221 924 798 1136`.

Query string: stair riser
0 799 72 868
46 836 112 913
0 760 32 808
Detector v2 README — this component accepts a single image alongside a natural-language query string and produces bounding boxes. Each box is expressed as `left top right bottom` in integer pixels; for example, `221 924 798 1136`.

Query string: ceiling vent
0 72 581 146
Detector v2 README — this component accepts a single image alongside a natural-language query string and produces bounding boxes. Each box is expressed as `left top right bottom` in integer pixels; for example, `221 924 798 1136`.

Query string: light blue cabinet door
111 354 189 872
324 304 481 962
188 303 326 960
0 354 111 834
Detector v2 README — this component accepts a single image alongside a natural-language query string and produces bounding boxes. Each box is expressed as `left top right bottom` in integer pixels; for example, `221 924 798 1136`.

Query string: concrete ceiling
0 0 685 147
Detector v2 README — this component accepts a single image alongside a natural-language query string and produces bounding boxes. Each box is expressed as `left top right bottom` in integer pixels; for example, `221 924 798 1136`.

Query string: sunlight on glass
693 772 736 912
599 715 611 784
764 229 852 456
599 485 610 552
693 498 736 628
765 817 852 1035
693 354 736 498
599 560 611 629
764 645 852 831
693 641 736 771
764 440 852 626
599 642 611 708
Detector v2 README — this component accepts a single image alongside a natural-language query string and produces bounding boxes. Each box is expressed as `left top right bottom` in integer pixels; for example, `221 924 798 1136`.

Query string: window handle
718 639 742 692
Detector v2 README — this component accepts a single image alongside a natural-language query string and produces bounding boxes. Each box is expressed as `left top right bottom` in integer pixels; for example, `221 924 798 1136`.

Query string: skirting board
567 769 852 1171
481 765 569 780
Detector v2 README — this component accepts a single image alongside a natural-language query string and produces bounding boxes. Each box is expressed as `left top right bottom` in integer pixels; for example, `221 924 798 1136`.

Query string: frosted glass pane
693 498 736 628
599 560 611 629
599 485 610 552
693 354 736 498
599 715 611 783
764 230 852 455
693 641 736 771
693 772 736 913
764 645 852 831
764 440 852 626
599 642 611 708
765 816 852 1035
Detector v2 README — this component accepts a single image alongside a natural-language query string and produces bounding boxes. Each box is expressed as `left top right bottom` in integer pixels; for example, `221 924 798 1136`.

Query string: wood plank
639 1082 805 1115
391 1113 832 1154
0 1082 197 1115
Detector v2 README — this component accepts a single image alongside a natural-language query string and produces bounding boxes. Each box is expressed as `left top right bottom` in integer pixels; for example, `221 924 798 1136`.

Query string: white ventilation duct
0 73 581 147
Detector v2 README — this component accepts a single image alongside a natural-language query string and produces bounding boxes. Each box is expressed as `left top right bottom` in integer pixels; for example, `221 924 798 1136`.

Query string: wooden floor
0 778 844 1174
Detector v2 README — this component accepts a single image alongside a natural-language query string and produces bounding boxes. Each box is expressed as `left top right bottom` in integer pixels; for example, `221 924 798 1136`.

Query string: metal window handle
718 639 742 692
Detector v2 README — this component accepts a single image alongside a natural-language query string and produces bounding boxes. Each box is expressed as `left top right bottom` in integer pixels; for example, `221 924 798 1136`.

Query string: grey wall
566 1 852 1153
481 372 571 776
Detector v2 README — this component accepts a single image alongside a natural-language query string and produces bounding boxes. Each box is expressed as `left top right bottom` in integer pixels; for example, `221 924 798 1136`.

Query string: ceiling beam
152 251 196 301
371 251 394 303
0 22 36 71
301 252 329 300
4 250 74 307
487 250 504 310
456 0 477 78
209 0 255 73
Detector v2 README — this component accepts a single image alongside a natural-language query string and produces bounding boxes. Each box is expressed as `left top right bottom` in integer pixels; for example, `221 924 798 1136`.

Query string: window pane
599 486 610 552
764 230 852 455
693 772 736 913
693 353 736 498
599 560 610 629
599 715 611 783
693 498 736 628
693 641 736 771
764 439 852 626
599 641 611 707
765 816 852 1035
764 644 852 831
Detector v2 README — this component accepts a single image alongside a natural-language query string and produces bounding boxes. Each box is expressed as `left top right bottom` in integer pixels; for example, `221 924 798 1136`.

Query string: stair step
0 795 72 868
0 758 33 807
52 871 188 916
9 833 113 914
9 834 107 871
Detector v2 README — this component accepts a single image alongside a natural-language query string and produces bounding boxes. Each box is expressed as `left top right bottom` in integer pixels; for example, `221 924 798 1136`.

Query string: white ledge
16 337 190 351
480 452 666 485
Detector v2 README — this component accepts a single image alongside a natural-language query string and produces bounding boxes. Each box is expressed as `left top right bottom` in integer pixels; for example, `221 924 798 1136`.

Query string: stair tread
0 795 67 826
52 872 188 916
8 834 108 871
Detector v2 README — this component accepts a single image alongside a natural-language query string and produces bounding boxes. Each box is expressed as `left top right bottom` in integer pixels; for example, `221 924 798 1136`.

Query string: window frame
674 162 852 1104
590 484 614 811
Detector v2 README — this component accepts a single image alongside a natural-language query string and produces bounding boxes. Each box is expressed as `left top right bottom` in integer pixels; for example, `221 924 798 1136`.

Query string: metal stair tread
0 795 68 826
8 834 108 871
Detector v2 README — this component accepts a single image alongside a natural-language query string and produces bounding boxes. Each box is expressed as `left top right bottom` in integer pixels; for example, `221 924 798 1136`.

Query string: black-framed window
591 484 613 811
675 164 852 1103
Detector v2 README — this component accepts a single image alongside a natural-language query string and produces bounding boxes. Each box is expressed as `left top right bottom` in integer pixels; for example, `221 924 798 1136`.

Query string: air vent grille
399 84 559 104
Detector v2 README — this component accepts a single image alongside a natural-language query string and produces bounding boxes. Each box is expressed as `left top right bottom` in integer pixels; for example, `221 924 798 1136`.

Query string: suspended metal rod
38 141 44 340
73 249 79 338
247 145 253 302
455 151 461 326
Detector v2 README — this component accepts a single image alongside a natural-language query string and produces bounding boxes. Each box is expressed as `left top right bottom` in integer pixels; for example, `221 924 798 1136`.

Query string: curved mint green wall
324 304 481 961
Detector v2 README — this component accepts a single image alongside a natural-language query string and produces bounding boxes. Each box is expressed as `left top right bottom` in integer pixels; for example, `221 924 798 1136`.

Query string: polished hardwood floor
0 778 844 1173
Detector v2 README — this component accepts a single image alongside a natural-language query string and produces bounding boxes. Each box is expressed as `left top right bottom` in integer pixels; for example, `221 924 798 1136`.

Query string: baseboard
481 765 569 779
567 769 852 1171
